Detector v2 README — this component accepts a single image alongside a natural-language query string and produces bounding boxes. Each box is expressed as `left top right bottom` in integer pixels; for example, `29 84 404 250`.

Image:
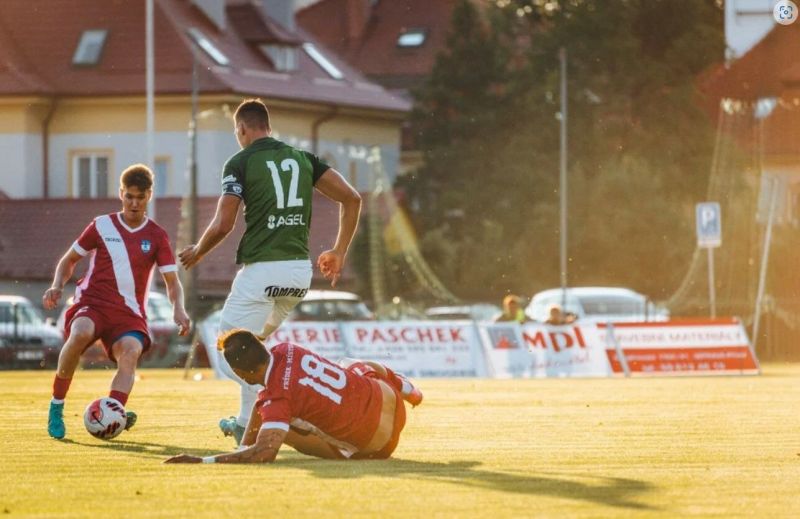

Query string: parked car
425 304 502 322
525 287 669 323
288 290 374 321
0 295 62 368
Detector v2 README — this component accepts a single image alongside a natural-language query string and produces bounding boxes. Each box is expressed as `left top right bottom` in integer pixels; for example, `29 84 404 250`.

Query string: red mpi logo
522 326 587 352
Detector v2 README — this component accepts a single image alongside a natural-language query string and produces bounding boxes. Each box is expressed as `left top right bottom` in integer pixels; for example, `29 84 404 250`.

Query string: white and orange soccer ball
83 397 127 440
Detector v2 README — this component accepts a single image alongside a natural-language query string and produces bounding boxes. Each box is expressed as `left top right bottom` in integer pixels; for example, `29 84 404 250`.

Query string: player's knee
115 340 143 365
66 326 94 348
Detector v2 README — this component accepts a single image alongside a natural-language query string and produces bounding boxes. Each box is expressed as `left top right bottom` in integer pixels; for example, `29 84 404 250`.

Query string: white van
525 287 668 323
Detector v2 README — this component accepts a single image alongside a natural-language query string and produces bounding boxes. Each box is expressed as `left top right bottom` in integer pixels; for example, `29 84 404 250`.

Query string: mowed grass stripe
1 366 798 517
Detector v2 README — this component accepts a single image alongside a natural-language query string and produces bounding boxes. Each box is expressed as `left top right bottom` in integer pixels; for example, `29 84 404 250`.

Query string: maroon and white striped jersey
71 213 176 319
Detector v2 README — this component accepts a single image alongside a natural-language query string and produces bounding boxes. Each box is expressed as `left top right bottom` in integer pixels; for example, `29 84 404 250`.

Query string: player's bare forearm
185 195 240 266
240 403 264 447
43 249 82 309
333 194 361 256
215 429 286 464
162 272 190 335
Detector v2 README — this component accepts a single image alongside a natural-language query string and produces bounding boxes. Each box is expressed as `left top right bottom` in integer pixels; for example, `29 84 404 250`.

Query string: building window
187 28 230 66
72 153 110 198
73 29 108 66
302 43 343 79
153 157 170 197
260 44 298 72
397 28 427 48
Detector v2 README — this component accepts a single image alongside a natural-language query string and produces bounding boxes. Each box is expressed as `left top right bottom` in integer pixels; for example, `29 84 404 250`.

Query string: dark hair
120 164 154 191
218 329 269 371
234 98 270 131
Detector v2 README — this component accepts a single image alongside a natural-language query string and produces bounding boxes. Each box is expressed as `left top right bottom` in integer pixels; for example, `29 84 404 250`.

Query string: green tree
404 0 724 302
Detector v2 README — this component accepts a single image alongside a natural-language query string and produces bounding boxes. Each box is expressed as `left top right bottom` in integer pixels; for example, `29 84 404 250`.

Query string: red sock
109 390 129 406
381 366 404 393
52 376 72 400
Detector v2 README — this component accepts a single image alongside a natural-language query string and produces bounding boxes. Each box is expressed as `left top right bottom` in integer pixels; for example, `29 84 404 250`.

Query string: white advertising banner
341 321 486 377
264 323 348 360
479 323 611 378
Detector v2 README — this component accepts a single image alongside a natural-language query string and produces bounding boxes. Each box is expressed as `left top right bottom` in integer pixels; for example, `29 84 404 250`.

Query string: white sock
237 386 259 427
400 379 414 396
51 398 65 405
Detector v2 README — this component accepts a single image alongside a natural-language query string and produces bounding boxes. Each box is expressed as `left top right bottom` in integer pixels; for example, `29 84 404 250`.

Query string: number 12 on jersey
267 159 304 209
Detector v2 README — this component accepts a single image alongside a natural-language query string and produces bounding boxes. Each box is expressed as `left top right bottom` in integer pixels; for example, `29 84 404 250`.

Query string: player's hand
164 454 202 464
174 308 191 336
42 287 62 310
178 245 202 270
317 250 344 288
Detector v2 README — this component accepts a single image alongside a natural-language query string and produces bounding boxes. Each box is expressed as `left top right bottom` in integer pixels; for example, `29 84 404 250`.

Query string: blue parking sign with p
696 202 721 248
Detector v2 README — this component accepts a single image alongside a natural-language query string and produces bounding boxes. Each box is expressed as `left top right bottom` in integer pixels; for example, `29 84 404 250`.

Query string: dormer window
260 44 298 72
73 29 108 66
187 27 230 66
303 43 343 80
397 28 426 48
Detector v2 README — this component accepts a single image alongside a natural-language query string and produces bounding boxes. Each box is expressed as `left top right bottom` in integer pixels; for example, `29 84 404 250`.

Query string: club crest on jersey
140 239 152 253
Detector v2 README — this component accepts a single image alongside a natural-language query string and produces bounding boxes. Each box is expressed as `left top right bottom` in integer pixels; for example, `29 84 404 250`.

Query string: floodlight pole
145 0 156 221
752 176 778 350
559 47 568 307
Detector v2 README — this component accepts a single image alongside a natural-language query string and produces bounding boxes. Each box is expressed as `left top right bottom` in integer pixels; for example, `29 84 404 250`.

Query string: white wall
725 0 775 60
45 130 399 198
0 133 43 197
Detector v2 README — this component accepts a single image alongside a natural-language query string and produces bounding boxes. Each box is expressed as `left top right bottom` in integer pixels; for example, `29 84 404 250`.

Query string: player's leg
340 359 424 407
48 316 97 439
284 429 346 460
217 266 274 444
109 332 145 431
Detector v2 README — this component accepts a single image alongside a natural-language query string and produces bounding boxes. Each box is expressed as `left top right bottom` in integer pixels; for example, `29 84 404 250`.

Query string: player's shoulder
270 341 310 358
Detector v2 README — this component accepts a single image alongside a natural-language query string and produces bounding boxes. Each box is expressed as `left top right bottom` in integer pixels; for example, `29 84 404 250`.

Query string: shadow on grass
61 441 655 510
280 455 657 511
60 438 212 458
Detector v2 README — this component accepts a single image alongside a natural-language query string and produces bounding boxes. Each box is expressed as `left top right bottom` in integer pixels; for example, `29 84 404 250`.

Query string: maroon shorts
351 381 407 460
64 303 151 362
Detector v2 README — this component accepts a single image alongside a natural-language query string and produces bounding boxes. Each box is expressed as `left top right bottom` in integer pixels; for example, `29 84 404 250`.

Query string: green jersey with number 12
221 137 329 264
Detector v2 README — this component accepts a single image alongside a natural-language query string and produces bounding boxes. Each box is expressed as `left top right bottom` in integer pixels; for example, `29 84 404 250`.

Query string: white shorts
218 259 312 334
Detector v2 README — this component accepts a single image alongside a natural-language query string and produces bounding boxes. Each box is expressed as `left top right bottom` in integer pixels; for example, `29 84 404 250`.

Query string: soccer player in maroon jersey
43 164 191 439
165 329 423 464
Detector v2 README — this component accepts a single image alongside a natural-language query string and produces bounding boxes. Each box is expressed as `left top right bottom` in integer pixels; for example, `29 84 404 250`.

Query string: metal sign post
696 202 722 318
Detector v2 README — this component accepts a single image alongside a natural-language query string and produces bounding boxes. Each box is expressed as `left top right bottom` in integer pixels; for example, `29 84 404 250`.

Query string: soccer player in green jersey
178 98 361 444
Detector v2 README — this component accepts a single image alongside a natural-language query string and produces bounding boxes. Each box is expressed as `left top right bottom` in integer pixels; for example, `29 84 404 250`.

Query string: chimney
192 0 226 30
346 0 370 44
263 0 296 31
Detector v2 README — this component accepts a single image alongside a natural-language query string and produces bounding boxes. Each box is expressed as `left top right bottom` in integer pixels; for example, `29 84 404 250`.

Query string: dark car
0 295 62 369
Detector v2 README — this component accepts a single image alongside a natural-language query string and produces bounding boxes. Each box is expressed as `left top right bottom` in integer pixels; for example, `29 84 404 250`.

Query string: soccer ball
83 397 127 440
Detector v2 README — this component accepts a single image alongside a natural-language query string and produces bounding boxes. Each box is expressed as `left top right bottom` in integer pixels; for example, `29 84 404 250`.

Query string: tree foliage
401 0 724 302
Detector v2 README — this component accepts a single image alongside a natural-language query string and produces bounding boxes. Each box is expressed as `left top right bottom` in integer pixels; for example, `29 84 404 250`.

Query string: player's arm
314 169 362 287
178 195 240 269
161 271 190 336
43 248 84 310
164 426 287 465
239 399 265 447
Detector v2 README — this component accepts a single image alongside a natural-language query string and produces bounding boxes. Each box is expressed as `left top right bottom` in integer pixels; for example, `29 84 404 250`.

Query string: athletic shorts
343 365 406 460
352 386 406 460
218 259 312 334
64 303 151 362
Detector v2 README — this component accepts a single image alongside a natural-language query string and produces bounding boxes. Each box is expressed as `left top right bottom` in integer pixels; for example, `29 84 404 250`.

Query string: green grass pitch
1 365 798 517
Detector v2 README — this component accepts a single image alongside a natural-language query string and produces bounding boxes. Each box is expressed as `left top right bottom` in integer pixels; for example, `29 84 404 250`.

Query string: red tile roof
0 193 354 296
0 0 409 113
297 0 456 90
700 23 800 158
701 23 800 100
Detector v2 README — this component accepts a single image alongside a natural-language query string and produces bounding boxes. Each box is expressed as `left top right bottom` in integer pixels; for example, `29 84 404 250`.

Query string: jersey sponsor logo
263 286 308 298
140 239 151 253
104 236 122 243
267 213 306 230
